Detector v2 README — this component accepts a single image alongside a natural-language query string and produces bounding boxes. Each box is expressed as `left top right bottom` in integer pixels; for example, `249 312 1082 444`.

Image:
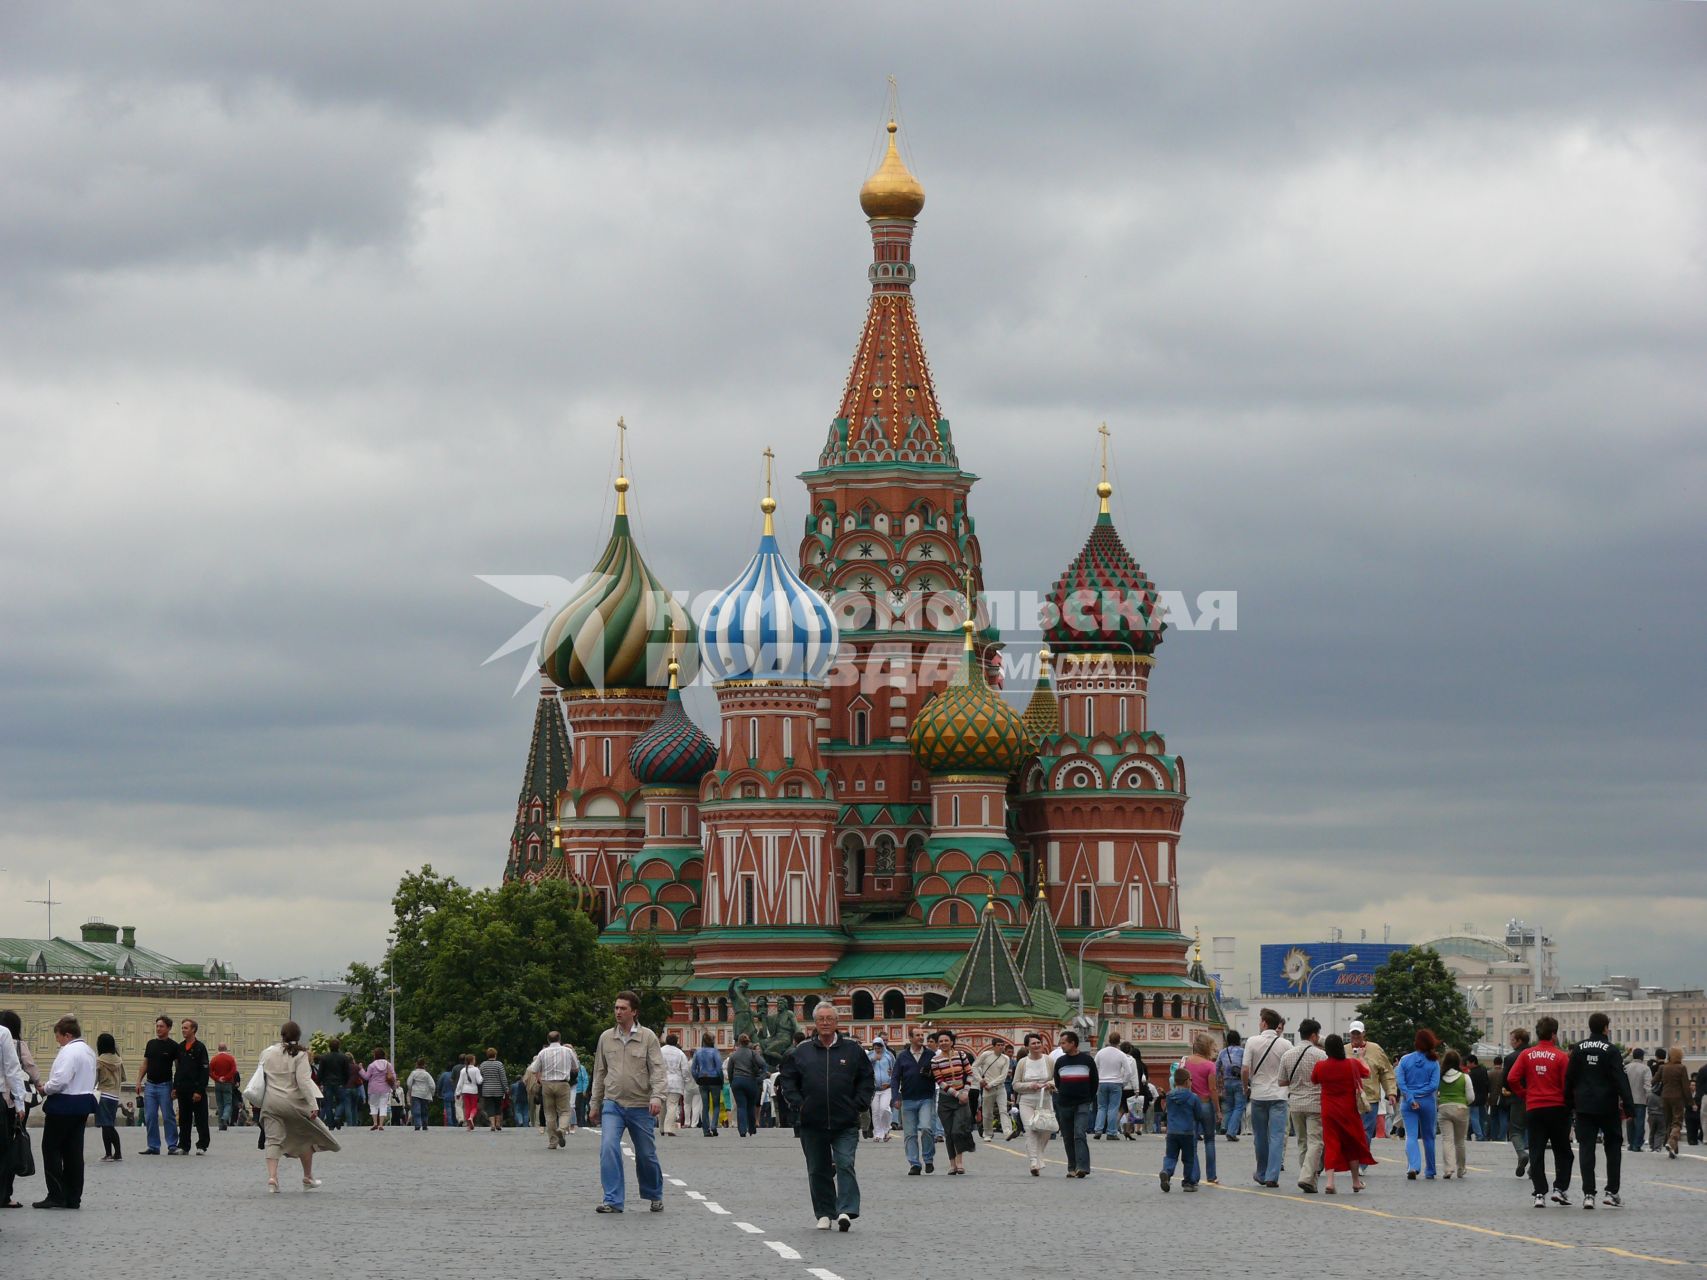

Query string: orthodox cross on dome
761 446 777 534
1097 421 1113 516
615 416 630 515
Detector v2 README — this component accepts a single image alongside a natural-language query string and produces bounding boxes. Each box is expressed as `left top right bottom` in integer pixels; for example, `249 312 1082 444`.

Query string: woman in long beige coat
257 1020 340 1193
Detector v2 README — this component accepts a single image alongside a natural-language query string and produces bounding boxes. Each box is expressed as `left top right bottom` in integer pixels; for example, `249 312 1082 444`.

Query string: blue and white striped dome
700 503 839 684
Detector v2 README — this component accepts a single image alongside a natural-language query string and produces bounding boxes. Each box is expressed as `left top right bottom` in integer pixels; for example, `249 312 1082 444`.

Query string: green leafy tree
610 933 673 1030
1357 947 1475 1057
339 865 625 1070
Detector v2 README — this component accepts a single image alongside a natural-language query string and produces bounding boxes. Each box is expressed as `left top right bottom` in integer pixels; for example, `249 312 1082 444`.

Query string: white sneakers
1532 1192 1546 1208
1582 1192 1596 1210
816 1216 832 1230
837 1213 852 1232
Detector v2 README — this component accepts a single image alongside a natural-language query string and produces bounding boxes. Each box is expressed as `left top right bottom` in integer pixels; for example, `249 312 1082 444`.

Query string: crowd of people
1 998 1705 1231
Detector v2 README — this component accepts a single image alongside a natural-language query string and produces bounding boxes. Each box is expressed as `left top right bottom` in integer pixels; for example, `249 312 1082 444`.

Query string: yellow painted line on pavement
1655 1182 1707 1196
1599 1249 1691 1267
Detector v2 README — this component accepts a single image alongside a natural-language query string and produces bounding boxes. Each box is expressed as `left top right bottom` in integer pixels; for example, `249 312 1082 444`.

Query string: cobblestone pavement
6 1124 1707 1278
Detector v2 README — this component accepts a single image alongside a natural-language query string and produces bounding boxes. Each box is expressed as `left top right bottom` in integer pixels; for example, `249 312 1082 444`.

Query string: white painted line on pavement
734 1222 763 1234
684 1190 706 1200
764 1242 802 1261
703 1202 730 1214
667 1177 687 1186
809 1270 845 1280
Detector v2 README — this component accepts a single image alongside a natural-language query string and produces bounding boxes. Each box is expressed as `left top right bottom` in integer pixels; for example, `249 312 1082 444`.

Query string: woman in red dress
1313 1033 1376 1193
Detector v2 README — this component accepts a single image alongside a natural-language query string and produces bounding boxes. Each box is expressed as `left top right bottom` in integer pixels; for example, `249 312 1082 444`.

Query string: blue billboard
1259 942 1411 997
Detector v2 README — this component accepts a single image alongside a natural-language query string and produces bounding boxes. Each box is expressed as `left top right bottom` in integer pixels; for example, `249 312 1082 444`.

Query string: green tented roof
1128 974 1210 990
945 909 1031 1010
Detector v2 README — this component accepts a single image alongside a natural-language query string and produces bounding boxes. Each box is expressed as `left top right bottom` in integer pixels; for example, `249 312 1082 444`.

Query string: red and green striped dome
628 676 716 788
1041 511 1165 656
538 503 696 692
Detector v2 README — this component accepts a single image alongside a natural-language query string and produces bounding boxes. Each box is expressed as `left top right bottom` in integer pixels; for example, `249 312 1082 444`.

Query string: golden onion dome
859 120 925 220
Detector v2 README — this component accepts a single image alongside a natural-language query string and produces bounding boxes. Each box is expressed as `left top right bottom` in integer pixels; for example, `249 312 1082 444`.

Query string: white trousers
870 1092 893 1137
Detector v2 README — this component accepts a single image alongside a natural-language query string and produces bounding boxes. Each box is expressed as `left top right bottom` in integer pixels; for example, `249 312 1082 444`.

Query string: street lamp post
386 933 398 1068
1071 920 1137 1043
1305 954 1358 1024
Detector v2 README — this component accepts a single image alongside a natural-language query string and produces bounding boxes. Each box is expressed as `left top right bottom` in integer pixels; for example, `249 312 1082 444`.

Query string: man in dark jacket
317 1039 350 1130
1466 1055 1491 1141
174 1018 211 1154
891 1026 937 1173
779 1003 875 1233
1565 1011 1633 1209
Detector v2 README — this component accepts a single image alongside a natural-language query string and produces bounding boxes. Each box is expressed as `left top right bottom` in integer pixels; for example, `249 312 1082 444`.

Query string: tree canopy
1356 947 1476 1057
336 866 665 1068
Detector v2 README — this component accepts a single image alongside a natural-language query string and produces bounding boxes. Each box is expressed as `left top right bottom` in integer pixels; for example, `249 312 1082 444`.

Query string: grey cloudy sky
2 1 1703 991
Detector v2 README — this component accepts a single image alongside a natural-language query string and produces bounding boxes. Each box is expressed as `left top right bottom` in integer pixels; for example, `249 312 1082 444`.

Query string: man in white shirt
1280 1018 1328 1192
1241 1007 1291 1187
659 1033 689 1138
1093 1033 1132 1139
39 1015 98 1210
527 1031 581 1150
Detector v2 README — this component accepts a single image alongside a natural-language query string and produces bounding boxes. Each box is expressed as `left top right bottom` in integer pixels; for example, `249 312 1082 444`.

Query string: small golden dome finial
860 119 925 220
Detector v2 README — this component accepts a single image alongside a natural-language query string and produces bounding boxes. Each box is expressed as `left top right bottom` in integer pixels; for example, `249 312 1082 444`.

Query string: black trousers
0 1106 17 1204
1575 1112 1620 1196
41 1112 86 1208
176 1090 210 1152
1527 1107 1573 1195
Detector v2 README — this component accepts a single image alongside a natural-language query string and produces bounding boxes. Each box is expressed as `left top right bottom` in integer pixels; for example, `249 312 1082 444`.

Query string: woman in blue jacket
1396 1028 1442 1180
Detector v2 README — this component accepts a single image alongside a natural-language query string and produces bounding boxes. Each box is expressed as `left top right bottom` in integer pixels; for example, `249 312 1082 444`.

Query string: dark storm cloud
0 1 1702 985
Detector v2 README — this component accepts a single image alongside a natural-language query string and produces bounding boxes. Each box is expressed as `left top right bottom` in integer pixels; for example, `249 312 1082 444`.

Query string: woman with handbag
0 1009 39 1209
1012 1033 1057 1175
253 1020 340 1193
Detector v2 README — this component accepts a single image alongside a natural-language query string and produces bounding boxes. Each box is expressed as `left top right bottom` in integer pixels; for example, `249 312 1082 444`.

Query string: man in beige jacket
589 990 667 1214
1347 1020 1397 1160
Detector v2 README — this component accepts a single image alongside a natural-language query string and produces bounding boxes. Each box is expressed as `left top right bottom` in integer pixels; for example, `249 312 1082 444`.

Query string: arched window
1132 995 1144 1018
948 900 963 925
851 990 876 1020
748 718 759 760
842 834 866 895
922 992 947 1014
1170 995 1183 1019
1151 993 1164 1018
882 989 907 1019
802 995 820 1018
717 996 729 1023
851 708 869 746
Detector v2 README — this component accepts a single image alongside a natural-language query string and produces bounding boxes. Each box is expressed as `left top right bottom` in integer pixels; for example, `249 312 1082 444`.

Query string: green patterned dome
538 481 696 691
909 623 1029 775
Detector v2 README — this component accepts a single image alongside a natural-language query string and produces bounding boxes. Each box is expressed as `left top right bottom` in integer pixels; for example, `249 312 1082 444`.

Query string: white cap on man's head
1347 1020 1365 1034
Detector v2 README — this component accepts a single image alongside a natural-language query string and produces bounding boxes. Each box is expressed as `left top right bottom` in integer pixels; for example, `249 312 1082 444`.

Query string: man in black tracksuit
778 1003 875 1233
174 1018 212 1154
1565 1011 1634 1209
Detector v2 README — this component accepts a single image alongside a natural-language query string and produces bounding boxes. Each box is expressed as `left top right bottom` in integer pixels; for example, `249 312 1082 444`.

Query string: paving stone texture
6 1121 1706 1278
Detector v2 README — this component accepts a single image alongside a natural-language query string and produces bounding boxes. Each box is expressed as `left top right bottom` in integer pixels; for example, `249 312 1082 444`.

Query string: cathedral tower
535 433 695 925
694 465 845 979
798 120 997 916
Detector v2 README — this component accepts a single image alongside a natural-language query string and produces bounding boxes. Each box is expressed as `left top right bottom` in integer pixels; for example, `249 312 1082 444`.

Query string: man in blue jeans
892 1026 937 1173
1217 1031 1246 1140
138 1015 180 1155
1241 1007 1291 1187
1093 1033 1130 1138
588 990 666 1214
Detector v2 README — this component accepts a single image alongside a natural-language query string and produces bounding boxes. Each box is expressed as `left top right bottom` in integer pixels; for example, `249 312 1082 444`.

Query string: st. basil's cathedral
502 120 1221 1055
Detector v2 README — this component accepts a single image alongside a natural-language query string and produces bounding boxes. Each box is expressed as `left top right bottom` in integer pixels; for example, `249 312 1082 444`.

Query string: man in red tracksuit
1506 1015 1573 1207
